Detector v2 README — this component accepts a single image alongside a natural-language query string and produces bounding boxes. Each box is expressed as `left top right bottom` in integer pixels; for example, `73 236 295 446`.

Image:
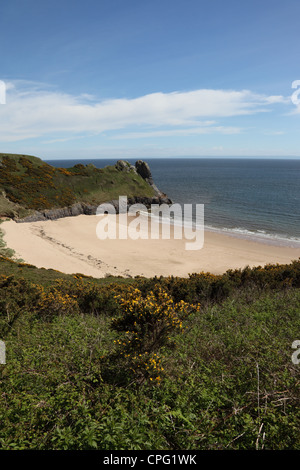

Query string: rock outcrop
15 202 97 223
16 195 173 223
135 160 151 179
135 160 164 197
115 159 172 201
115 160 133 172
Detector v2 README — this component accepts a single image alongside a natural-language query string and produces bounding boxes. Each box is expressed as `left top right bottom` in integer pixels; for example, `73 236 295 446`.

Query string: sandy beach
1 214 300 278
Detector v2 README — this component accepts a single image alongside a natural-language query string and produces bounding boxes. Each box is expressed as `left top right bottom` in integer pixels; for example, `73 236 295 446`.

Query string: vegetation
0 153 155 218
0 153 299 449
0 254 299 450
0 223 15 259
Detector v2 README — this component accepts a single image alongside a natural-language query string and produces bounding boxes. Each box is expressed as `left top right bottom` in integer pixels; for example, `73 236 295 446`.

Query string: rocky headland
0 154 172 223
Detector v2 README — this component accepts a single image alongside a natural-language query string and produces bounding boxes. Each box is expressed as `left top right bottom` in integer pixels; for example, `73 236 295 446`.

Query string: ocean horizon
46 157 300 248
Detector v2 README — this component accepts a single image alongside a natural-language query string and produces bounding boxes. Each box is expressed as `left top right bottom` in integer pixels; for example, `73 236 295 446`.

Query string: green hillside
0 254 299 450
0 153 156 219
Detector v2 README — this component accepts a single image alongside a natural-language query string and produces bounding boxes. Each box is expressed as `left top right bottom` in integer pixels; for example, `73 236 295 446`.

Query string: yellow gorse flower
112 285 200 384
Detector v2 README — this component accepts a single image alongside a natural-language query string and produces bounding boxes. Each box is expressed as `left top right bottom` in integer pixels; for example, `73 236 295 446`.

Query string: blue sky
0 0 300 159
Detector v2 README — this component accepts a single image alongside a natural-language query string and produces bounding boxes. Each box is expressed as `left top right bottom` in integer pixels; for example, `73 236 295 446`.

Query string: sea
46 158 300 248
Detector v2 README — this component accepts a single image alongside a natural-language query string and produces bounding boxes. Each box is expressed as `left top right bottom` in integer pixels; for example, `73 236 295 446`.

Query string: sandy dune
1 214 300 278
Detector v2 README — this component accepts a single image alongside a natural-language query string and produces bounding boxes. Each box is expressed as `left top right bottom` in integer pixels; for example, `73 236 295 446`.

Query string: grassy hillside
0 255 299 450
0 153 156 218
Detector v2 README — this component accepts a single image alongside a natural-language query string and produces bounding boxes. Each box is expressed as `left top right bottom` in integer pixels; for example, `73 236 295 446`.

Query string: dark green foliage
134 258 300 304
0 257 299 449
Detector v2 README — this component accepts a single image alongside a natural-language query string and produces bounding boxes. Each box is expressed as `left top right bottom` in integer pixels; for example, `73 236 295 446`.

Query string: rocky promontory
0 154 172 223
115 159 171 200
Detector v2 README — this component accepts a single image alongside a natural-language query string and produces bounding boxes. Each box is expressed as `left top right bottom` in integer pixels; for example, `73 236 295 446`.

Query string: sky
0 0 300 160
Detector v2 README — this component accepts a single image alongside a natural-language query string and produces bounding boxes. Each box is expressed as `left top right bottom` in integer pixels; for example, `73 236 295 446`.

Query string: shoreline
204 225 300 248
1 214 300 278
138 210 300 249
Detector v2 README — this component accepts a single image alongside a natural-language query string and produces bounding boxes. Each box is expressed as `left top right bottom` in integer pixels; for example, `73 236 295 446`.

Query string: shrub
110 286 200 384
35 289 79 320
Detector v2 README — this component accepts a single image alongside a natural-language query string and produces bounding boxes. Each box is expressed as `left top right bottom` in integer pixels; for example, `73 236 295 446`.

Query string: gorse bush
0 275 42 335
35 288 80 320
110 286 200 383
49 278 123 316
136 258 300 304
112 286 199 350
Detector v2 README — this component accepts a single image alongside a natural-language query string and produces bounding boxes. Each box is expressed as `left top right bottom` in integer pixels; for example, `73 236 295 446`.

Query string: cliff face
16 195 173 223
135 160 166 198
0 154 172 222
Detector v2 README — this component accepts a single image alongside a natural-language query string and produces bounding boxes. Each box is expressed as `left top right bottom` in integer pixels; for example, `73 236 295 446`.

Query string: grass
0 193 33 219
0 255 137 287
0 256 299 450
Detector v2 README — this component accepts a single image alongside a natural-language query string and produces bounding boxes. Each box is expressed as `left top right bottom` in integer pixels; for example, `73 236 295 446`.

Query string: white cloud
111 125 241 140
263 130 285 136
0 81 287 143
